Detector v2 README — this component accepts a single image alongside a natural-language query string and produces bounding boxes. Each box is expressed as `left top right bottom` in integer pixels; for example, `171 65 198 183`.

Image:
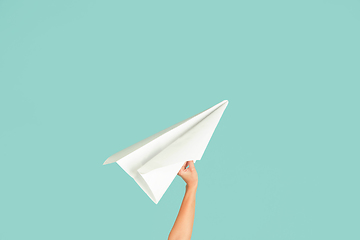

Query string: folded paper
103 100 229 204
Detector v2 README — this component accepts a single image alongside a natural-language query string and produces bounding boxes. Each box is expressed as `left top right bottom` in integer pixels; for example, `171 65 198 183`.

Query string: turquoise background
1 0 359 239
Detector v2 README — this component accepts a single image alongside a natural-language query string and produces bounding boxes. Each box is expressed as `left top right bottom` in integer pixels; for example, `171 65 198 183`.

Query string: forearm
168 185 197 240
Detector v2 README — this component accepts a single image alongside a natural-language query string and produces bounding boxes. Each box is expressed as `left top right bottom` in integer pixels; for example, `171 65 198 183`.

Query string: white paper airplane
103 100 229 204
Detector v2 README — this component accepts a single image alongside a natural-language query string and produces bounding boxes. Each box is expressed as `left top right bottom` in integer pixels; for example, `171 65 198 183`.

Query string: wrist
186 183 198 191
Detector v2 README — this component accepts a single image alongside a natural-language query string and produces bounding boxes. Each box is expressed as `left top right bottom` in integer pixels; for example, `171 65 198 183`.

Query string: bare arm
168 161 198 240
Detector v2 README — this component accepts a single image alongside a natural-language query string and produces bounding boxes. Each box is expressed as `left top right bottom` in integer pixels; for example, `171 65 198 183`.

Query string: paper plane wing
104 100 229 204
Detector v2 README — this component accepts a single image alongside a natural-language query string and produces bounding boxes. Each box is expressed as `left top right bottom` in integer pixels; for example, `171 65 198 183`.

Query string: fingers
185 161 190 169
188 160 195 170
178 160 196 175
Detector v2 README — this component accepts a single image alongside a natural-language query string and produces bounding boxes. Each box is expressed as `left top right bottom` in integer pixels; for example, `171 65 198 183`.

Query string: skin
168 160 198 240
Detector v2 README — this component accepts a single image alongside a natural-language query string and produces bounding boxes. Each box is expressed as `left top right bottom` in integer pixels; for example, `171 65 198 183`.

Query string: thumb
178 161 187 175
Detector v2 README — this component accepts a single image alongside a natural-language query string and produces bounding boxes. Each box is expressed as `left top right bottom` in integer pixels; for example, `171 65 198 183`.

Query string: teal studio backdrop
0 1 359 239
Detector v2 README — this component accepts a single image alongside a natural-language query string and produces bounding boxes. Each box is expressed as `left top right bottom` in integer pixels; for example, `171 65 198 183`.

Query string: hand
177 160 198 189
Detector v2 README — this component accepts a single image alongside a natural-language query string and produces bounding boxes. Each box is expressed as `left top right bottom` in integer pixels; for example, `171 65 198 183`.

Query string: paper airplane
104 100 229 204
